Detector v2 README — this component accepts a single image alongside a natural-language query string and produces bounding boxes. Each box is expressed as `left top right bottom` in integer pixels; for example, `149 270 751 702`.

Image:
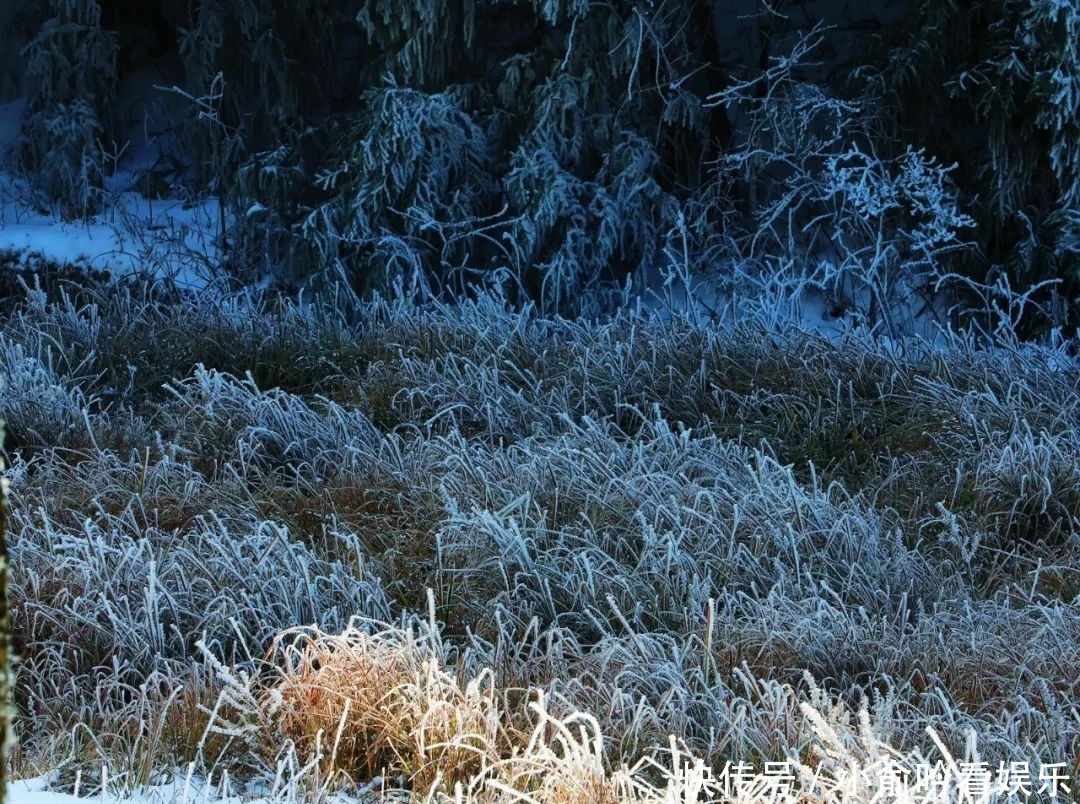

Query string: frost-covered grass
1 277 1078 802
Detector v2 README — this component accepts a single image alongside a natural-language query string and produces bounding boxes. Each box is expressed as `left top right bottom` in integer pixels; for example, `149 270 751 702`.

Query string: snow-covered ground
6 778 85 804
0 96 224 291
7 776 221 804
7 774 359 804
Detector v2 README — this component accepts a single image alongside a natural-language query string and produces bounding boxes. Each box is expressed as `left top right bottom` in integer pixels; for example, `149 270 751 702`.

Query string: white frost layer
7 774 361 804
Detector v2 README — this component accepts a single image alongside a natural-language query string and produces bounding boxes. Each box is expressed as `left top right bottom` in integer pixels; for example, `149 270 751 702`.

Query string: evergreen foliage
864 0 1080 335
19 0 117 217
9 0 1080 329
704 27 976 335
173 0 351 190
226 0 719 315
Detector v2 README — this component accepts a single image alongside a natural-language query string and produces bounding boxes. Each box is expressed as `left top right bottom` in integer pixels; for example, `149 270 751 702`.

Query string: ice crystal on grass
1 280 1077 800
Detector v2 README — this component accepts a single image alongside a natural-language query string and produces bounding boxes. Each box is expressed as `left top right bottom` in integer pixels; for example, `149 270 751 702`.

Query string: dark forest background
1 0 1078 338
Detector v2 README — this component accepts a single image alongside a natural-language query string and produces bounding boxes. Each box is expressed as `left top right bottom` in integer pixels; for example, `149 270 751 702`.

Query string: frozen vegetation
0 276 1077 801
1 0 1080 800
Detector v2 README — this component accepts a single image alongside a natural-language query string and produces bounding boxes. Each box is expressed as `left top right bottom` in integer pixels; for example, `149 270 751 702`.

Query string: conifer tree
20 0 118 216
864 0 1080 335
11 0 1080 330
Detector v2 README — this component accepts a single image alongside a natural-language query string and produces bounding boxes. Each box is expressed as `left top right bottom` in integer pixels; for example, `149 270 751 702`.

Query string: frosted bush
707 29 976 335
0 336 90 447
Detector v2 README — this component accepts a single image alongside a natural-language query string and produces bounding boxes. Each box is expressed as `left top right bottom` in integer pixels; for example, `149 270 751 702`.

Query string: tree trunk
0 418 9 804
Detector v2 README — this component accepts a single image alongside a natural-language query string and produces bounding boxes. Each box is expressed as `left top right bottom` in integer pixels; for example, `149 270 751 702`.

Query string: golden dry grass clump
254 622 960 804
262 623 503 795
260 624 669 803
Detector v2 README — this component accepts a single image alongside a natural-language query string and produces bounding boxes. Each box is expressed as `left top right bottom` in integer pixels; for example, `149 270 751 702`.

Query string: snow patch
0 178 224 290
0 88 225 291
7 774 362 804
